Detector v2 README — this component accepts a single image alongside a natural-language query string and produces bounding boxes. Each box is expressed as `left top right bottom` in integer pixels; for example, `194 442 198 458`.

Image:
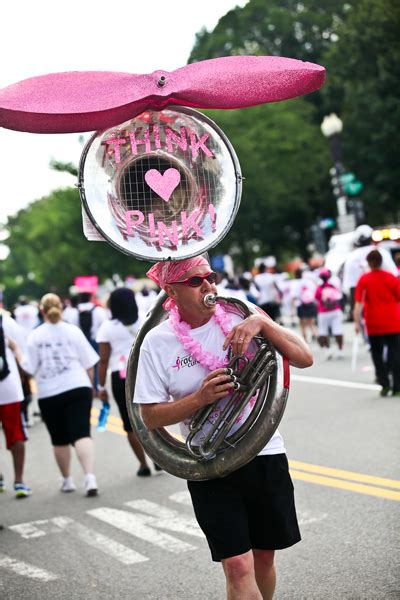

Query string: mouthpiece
204 293 218 307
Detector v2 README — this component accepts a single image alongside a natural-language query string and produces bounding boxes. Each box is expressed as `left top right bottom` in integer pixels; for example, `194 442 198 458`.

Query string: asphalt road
1 324 399 599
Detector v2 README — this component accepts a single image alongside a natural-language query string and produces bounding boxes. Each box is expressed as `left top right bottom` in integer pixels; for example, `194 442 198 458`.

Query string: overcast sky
0 0 247 225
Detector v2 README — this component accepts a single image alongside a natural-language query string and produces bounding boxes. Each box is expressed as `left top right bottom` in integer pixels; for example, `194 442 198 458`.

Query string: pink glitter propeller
0 56 325 134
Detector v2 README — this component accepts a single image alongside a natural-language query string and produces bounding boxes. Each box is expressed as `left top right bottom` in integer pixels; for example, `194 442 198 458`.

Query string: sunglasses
170 272 218 287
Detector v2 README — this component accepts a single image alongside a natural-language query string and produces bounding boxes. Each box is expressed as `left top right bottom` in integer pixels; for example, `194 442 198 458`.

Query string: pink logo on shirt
171 354 198 370
172 357 181 370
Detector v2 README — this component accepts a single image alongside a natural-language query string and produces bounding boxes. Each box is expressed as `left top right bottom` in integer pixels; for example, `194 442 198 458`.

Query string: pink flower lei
169 303 232 371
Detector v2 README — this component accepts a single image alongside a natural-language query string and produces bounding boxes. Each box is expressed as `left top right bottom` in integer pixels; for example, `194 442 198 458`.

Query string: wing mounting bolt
157 75 167 87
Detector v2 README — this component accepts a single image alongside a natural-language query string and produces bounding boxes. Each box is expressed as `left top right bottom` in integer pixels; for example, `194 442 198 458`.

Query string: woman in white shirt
96 288 152 476
24 294 99 496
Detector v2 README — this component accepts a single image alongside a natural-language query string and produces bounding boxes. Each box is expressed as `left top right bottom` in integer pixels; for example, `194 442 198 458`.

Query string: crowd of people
0 285 159 499
0 224 399 505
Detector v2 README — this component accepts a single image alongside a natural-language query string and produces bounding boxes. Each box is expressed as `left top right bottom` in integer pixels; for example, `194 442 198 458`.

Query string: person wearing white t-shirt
23 294 100 496
254 263 282 321
13 298 41 334
0 313 31 498
63 292 108 393
62 296 79 324
136 286 158 327
63 293 108 340
290 269 318 343
96 288 152 477
133 257 313 600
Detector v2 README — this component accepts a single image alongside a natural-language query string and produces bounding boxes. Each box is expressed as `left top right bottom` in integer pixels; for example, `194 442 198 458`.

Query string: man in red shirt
354 250 400 397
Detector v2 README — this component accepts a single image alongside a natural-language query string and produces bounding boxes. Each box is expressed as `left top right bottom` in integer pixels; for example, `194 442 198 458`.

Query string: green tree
321 0 400 223
189 0 353 77
0 187 152 305
185 0 363 264
206 98 331 267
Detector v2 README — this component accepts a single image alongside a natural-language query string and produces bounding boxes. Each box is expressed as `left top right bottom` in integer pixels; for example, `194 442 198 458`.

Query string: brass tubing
186 344 275 461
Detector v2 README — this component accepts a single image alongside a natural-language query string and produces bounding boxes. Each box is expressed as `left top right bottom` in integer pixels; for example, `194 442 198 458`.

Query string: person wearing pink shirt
315 268 344 359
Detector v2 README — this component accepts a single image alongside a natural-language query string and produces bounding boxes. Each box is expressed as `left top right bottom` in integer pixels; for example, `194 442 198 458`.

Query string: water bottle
97 402 110 432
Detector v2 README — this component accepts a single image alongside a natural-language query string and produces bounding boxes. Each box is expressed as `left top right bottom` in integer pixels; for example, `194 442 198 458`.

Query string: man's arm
140 368 234 431
223 313 313 368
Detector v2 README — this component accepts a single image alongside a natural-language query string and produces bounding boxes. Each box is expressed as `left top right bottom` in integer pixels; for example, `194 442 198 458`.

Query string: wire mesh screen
79 107 241 261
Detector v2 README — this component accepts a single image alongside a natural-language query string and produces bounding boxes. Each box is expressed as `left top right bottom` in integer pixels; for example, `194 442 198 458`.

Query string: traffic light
339 172 364 196
329 168 366 227
329 167 348 217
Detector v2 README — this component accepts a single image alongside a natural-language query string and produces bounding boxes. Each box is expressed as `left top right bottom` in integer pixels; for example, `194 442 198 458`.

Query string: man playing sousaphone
134 255 313 600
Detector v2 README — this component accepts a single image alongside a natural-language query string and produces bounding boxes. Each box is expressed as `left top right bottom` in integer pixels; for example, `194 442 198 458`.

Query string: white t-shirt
0 314 26 405
14 304 40 333
62 305 78 324
254 272 281 305
23 322 99 399
96 319 140 374
136 291 158 326
134 312 285 456
217 286 248 303
290 277 317 306
342 245 398 291
63 303 108 339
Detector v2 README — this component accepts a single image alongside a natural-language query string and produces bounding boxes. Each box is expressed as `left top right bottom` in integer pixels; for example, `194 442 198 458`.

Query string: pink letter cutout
125 210 145 236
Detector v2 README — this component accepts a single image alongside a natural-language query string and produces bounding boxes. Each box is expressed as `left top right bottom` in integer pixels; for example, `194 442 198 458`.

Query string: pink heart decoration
144 168 181 202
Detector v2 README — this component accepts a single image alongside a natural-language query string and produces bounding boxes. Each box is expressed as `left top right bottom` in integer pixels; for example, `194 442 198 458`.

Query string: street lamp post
321 113 344 163
321 113 357 233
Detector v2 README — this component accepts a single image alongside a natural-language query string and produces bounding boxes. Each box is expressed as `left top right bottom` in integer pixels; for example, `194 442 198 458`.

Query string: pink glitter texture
0 56 325 134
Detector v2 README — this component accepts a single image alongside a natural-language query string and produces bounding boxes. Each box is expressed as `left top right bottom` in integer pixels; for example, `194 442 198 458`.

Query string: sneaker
60 476 76 493
84 474 98 497
335 348 345 360
323 348 333 361
137 466 151 477
14 483 32 499
380 386 390 397
0 476 4 493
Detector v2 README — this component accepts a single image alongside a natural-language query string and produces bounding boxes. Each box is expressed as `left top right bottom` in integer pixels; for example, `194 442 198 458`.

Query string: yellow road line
90 414 127 436
290 469 400 502
90 408 400 501
289 459 400 490
91 407 124 426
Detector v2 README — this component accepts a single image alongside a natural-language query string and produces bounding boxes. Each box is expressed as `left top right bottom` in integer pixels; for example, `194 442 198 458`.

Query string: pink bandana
146 257 211 311
146 257 210 290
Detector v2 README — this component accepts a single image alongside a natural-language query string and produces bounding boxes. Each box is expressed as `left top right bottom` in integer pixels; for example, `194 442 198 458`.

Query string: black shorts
111 371 132 432
187 454 301 562
259 302 281 322
297 303 317 319
39 387 92 446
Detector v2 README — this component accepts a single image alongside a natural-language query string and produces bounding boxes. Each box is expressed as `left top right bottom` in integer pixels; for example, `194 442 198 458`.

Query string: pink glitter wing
0 56 325 134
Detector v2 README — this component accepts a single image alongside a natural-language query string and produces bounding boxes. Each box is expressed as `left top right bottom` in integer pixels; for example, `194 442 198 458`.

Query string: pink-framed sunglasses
170 271 218 287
